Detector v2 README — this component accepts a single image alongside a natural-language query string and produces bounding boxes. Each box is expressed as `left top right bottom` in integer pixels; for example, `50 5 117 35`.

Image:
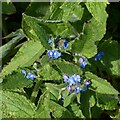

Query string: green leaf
70 103 85 118
97 93 119 110
1 90 36 118
85 72 119 94
99 40 120 76
54 59 83 76
1 71 33 90
2 2 16 15
80 90 95 118
85 2 108 24
63 93 76 107
25 2 50 18
0 29 25 61
72 17 107 58
39 63 62 80
48 100 73 118
22 14 51 49
45 83 60 99
2 40 45 78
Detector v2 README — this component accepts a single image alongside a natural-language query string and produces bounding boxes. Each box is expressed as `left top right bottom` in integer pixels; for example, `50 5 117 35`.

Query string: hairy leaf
39 63 62 80
0 29 25 61
2 40 45 78
1 71 33 90
85 72 119 94
1 90 36 118
54 59 83 76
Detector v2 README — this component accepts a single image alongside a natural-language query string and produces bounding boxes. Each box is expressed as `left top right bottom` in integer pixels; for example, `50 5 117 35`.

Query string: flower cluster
63 74 91 93
47 50 61 59
79 57 88 68
48 37 68 50
22 70 36 80
94 52 104 61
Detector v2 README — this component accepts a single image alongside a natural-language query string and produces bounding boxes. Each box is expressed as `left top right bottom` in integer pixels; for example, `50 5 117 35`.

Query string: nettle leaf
99 40 120 77
0 29 25 61
2 2 16 15
85 72 119 94
97 93 119 110
22 14 51 49
1 90 36 118
2 40 45 78
1 71 33 90
85 2 108 24
38 63 62 80
70 103 85 118
54 60 83 76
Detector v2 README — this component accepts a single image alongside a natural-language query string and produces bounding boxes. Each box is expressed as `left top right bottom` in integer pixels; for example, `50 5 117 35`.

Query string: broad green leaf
45 83 60 99
54 59 83 76
25 2 50 18
2 40 45 78
22 14 51 49
80 90 95 118
72 17 107 58
36 90 72 118
97 93 119 110
99 40 120 76
85 72 119 94
1 71 33 90
1 90 36 118
0 29 25 61
38 63 62 80
85 2 108 24
22 13 74 39
35 107 50 118
70 104 85 118
2 2 16 15
49 2 63 20
48 100 73 118
63 93 76 107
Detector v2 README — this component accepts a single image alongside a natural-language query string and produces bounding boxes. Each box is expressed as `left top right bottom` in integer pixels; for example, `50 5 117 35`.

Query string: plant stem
30 80 40 103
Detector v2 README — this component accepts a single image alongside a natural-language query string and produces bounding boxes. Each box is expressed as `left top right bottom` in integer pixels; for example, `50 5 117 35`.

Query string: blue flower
22 70 27 77
47 50 61 59
74 86 82 93
94 52 104 61
68 76 76 85
26 72 36 80
85 80 91 86
79 58 88 68
67 85 71 92
63 74 69 83
82 86 88 92
80 61 88 68
63 40 68 49
48 38 52 44
72 74 81 83
22 70 36 80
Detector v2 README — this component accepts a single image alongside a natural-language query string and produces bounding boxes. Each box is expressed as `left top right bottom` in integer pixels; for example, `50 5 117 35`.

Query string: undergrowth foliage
1 1 120 119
